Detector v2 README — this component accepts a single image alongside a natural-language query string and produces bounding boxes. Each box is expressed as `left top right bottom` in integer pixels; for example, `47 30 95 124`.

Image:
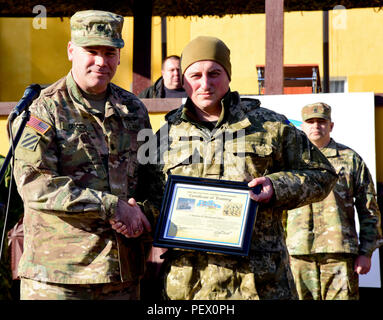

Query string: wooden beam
132 0 152 96
140 98 182 113
265 0 284 95
0 100 182 116
1 1 382 18
0 102 16 116
322 10 330 93
161 17 167 62
3 96 383 117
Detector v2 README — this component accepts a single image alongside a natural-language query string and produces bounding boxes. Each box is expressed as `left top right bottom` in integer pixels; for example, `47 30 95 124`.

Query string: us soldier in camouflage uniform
286 103 382 300
11 10 164 300
156 36 338 300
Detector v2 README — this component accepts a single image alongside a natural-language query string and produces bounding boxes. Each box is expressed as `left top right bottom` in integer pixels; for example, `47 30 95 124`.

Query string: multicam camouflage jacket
12 72 164 284
156 91 338 299
286 138 382 257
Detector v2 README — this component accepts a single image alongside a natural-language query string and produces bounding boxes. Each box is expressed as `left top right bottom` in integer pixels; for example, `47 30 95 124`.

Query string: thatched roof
1 0 382 17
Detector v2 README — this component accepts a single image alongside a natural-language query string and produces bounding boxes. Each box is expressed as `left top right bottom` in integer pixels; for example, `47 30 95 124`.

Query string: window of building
329 77 348 93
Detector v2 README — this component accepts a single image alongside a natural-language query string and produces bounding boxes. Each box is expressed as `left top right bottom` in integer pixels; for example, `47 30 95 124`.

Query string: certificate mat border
154 175 259 256
164 183 250 247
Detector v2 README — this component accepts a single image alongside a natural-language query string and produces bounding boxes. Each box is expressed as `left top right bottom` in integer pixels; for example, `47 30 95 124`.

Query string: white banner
244 92 380 288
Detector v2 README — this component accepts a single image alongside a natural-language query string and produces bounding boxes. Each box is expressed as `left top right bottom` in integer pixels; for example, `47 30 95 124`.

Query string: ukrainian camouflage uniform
156 91 337 300
286 138 382 299
12 72 164 286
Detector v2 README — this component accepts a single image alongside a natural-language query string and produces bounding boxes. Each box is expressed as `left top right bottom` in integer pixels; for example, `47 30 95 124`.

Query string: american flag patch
26 115 51 135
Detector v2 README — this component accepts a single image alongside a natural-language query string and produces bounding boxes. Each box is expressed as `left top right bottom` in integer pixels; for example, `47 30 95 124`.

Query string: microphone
8 84 41 122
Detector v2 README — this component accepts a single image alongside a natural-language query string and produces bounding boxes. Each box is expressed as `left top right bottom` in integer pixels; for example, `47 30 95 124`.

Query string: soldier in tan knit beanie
180 36 231 81
179 36 232 121
156 36 338 301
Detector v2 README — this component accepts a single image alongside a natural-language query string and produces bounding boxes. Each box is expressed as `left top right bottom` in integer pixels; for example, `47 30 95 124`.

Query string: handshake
109 198 152 238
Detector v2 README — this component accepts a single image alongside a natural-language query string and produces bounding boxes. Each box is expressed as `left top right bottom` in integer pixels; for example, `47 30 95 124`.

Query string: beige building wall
1 8 383 178
2 9 383 99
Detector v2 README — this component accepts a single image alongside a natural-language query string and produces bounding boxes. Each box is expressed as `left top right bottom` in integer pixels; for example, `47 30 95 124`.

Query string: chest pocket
163 140 204 177
59 131 107 184
333 166 352 196
117 129 139 177
232 143 274 177
103 127 140 199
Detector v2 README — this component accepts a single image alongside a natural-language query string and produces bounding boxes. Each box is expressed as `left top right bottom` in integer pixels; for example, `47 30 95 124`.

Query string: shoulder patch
26 115 51 135
20 132 40 151
284 119 293 126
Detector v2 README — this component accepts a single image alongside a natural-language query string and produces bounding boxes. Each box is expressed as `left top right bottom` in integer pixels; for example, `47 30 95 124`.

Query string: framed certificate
153 175 260 256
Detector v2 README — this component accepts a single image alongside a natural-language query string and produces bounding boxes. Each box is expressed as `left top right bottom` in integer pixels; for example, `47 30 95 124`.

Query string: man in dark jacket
138 55 187 99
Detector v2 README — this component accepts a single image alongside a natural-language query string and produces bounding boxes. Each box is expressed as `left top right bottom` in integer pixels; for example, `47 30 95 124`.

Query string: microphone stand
1 83 41 183
0 110 30 263
0 110 30 184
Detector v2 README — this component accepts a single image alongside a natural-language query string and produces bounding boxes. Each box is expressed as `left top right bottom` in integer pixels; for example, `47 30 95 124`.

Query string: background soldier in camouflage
285 102 383 300
156 36 338 300
11 10 164 300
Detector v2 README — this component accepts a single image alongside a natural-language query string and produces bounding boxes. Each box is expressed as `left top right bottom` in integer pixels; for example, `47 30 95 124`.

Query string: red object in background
7 216 23 280
257 64 321 95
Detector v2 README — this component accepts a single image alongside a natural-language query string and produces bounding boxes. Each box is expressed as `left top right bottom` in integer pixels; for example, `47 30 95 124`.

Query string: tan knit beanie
180 36 231 81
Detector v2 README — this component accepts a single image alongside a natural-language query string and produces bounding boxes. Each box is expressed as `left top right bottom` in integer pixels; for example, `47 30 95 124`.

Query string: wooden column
322 10 330 93
132 0 152 95
265 0 284 95
161 17 167 62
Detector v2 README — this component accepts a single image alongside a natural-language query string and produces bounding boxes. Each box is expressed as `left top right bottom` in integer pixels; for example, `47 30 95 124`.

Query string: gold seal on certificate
154 175 260 256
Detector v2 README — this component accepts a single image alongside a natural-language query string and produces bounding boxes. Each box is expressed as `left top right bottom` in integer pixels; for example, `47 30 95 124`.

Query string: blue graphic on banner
289 119 303 128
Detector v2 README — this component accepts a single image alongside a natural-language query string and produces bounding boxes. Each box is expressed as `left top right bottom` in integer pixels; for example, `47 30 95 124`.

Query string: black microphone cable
0 84 41 264
0 120 16 265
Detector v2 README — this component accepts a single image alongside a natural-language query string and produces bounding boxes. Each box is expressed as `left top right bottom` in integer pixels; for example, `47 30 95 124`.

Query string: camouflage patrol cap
301 102 332 121
70 10 124 48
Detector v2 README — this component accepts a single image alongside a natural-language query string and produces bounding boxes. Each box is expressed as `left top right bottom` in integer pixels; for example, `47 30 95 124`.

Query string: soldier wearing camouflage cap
301 102 332 121
155 36 337 300
285 102 382 300
70 10 125 48
11 10 165 300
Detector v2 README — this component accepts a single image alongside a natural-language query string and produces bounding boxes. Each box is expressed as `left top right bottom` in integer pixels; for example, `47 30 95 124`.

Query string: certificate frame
153 175 260 256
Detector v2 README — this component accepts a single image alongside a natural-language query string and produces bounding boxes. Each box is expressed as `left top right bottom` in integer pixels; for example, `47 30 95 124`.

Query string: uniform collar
179 90 235 124
319 138 338 157
165 90 251 131
66 72 131 119
180 90 231 125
